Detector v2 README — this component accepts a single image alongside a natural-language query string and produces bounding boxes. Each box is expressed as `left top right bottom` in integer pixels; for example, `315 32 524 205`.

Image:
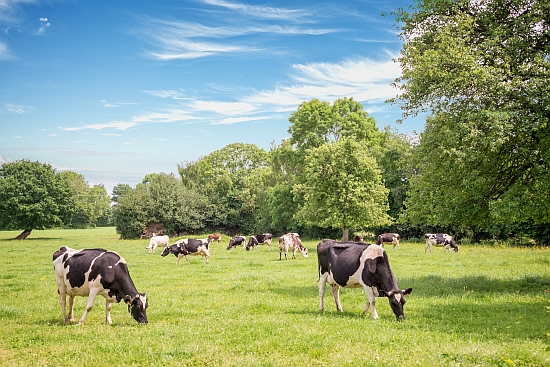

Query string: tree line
1 0 548 244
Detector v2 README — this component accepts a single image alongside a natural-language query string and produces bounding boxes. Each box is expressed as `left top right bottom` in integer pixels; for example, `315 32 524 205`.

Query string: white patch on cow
363 244 385 260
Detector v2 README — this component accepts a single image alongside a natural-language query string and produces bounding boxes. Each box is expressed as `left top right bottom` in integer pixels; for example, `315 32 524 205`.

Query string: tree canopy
0 160 74 239
393 0 550 234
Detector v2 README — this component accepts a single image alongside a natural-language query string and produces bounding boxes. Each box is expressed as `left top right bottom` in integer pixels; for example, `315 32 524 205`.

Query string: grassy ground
0 227 549 366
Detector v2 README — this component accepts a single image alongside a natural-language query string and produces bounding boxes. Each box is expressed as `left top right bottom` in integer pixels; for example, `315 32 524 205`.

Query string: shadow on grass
0 237 64 242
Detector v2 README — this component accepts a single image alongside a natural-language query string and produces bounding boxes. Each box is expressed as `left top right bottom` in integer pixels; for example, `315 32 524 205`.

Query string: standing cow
279 233 308 260
246 233 273 251
162 238 212 264
208 233 223 244
424 233 459 253
146 234 169 253
376 233 400 249
317 240 412 320
226 236 247 250
52 246 148 325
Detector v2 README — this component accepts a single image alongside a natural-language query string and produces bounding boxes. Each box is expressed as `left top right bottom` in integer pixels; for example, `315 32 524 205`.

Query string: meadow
0 227 549 367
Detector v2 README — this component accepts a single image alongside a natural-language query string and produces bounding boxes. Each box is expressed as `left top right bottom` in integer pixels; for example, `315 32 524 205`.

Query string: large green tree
293 138 391 241
392 0 550 234
0 160 74 239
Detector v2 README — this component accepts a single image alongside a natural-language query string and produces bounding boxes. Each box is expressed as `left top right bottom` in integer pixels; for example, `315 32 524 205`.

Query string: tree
392 0 550 233
293 138 392 241
59 171 111 228
0 159 74 239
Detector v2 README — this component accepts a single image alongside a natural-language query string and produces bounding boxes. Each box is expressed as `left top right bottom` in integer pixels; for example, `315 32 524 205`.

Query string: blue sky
0 0 422 193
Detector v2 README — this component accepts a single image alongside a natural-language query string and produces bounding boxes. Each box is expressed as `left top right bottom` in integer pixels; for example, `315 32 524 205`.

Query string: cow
245 233 274 251
317 240 412 320
279 233 308 260
52 246 148 325
353 235 364 242
376 233 400 249
208 233 223 244
162 238 211 265
226 236 247 250
146 234 169 253
424 233 459 253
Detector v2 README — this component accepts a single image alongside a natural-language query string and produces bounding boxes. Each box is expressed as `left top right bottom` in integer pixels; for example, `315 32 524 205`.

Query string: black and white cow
226 236 247 250
279 233 308 260
161 238 211 265
317 240 412 320
245 233 273 251
52 246 148 325
376 233 400 249
424 233 459 253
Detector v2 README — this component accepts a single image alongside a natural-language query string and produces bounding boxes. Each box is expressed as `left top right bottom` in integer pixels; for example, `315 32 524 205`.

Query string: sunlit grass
0 228 549 366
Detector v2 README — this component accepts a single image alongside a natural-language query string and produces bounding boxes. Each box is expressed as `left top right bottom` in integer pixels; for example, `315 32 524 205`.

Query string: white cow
279 233 308 260
146 234 170 253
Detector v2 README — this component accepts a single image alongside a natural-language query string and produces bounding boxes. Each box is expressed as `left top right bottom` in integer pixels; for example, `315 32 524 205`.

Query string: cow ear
378 290 388 297
124 295 132 305
403 288 413 295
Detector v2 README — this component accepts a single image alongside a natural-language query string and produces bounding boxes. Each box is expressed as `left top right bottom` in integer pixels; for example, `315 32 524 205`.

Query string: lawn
0 227 549 366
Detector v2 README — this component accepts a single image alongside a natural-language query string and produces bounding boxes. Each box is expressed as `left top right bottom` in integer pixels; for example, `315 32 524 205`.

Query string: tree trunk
15 229 32 240
341 228 349 242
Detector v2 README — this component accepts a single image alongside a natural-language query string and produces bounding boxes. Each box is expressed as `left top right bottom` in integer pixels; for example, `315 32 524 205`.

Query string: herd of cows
52 232 459 325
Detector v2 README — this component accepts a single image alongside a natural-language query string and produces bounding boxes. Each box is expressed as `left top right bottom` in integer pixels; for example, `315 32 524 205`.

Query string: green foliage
114 173 210 239
0 159 74 236
59 171 111 228
393 0 550 230
293 138 392 236
1 228 549 366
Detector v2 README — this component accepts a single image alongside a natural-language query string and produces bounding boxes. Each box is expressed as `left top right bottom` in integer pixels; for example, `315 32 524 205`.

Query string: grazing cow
376 233 400 249
246 233 274 251
317 240 412 320
146 234 169 253
424 233 459 253
279 233 308 260
226 236 247 250
353 235 364 242
208 233 223 243
52 246 148 325
162 238 211 265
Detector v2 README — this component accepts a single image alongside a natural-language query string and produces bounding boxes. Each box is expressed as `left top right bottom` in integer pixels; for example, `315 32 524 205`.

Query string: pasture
0 227 549 366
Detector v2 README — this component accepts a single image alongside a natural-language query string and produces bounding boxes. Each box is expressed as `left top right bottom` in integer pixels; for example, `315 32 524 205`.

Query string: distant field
0 227 549 366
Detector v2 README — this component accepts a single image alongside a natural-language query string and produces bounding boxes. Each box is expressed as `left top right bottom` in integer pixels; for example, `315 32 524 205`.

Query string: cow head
161 246 172 257
125 294 148 324
379 288 413 321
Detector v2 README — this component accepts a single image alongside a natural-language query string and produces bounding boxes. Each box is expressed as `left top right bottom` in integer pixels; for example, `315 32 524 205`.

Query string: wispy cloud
4 103 32 113
135 1 336 61
36 16 49 35
0 41 12 60
201 0 311 22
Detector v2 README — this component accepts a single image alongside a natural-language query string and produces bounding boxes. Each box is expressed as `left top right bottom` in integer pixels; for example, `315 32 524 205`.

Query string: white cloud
212 115 270 125
4 103 32 113
0 41 12 60
201 0 311 22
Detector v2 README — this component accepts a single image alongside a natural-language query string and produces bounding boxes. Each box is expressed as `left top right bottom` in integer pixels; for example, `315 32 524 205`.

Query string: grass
0 227 549 366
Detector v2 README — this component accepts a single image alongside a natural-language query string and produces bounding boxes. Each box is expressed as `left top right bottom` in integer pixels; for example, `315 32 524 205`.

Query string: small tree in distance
0 159 74 239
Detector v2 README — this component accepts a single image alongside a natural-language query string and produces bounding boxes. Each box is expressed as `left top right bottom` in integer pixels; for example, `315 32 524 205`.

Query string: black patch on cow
317 241 370 287
63 248 107 289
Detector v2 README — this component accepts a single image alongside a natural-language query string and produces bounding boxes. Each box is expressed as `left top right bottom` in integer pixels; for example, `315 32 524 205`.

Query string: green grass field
0 227 549 366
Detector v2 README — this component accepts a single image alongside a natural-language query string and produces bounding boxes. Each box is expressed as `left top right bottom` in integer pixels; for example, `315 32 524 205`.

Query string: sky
0 0 423 194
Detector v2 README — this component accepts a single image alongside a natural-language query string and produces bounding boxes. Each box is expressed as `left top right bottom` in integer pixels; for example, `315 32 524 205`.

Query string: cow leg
364 287 379 319
292 247 297 259
425 241 431 253
318 273 328 313
68 295 76 323
203 249 211 263
58 289 69 324
78 288 100 324
331 284 343 312
267 240 272 251
105 301 113 324
184 254 190 265
176 254 182 265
